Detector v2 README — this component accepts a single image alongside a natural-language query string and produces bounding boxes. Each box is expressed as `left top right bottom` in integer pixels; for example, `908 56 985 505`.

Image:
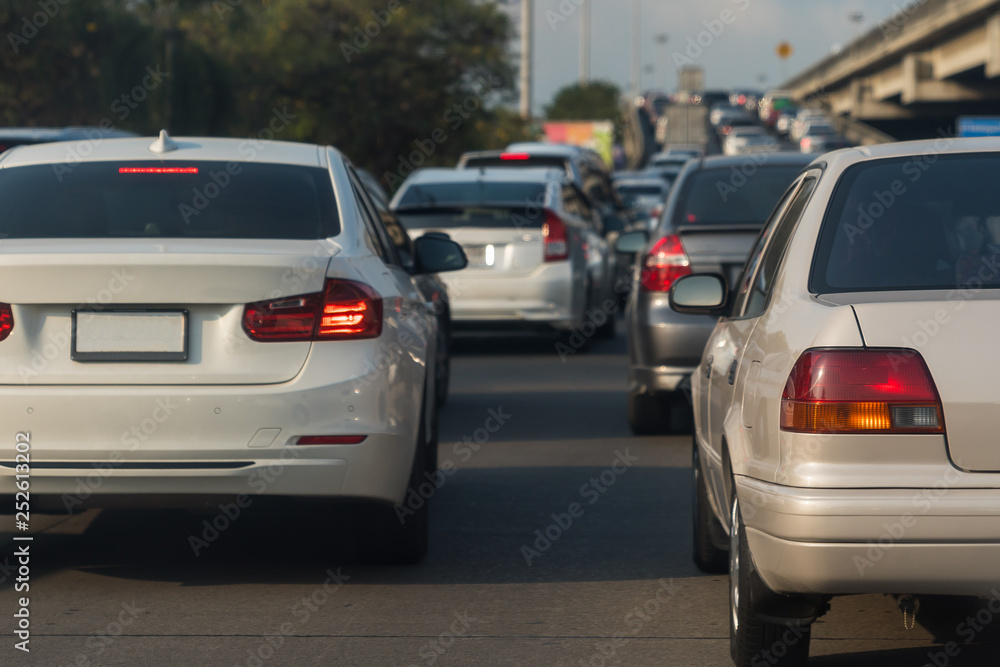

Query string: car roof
692 152 817 170
502 142 583 157
403 166 565 184
0 133 329 168
0 126 138 142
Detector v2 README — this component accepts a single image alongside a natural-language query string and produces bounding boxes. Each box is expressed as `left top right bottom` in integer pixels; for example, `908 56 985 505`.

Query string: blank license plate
72 310 188 362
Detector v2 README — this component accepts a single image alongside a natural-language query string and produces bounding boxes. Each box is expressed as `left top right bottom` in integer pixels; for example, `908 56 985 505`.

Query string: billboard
542 121 614 167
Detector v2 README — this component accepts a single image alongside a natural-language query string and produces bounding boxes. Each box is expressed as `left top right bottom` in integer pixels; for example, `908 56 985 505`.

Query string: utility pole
579 0 590 84
520 0 533 119
630 0 640 99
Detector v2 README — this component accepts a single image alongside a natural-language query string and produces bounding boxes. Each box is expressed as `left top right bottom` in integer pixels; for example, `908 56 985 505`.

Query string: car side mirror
413 235 467 274
669 274 729 315
614 229 649 254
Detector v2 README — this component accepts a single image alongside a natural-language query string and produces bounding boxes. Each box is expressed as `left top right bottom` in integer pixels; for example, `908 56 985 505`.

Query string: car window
743 177 817 318
812 153 1000 293
0 161 339 239
672 164 807 227
346 165 396 265
397 181 547 207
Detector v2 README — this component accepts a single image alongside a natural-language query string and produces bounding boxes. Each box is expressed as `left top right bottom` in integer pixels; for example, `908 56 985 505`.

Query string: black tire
595 308 616 339
692 443 728 573
730 492 811 667
354 411 430 565
628 391 670 434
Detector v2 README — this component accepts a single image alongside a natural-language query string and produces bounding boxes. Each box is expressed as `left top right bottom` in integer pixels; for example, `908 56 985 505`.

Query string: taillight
801 137 812 150
243 279 382 342
543 210 569 262
0 303 13 342
639 234 691 291
780 349 944 434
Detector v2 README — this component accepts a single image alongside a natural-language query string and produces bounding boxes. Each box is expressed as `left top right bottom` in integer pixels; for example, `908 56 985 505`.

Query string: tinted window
813 154 1000 292
397 181 546 208
0 161 339 239
617 185 665 197
671 165 805 227
461 155 567 172
396 207 546 231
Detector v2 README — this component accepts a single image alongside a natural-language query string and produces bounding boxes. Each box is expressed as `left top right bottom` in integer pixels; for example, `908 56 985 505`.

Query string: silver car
673 138 1000 665
391 167 616 341
619 152 815 433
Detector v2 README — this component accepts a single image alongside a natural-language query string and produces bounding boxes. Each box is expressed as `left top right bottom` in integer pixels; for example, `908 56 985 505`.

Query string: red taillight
243 279 382 342
0 303 13 342
780 349 944 434
118 167 199 174
296 435 368 445
639 234 691 291
543 210 569 262
801 138 812 150
500 152 531 160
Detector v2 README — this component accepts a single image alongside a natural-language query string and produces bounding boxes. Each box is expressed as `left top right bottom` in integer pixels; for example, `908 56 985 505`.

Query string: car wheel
354 406 430 565
628 391 670 434
692 443 728 573
730 491 810 666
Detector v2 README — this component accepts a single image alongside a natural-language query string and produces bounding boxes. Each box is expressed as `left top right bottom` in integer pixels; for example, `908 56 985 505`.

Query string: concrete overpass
784 0 1000 139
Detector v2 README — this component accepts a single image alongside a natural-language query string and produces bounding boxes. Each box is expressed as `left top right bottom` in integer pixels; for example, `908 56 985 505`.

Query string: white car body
680 138 1000 664
0 136 444 528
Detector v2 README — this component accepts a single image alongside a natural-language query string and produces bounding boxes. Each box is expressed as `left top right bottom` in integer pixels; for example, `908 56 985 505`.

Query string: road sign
957 116 1000 137
776 42 793 60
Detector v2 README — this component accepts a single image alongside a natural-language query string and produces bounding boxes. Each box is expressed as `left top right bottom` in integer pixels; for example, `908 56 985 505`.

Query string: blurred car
391 167 616 341
709 103 746 127
643 164 684 189
357 168 454 408
716 115 759 140
0 126 137 153
648 152 693 170
614 177 670 230
675 138 1000 666
799 124 853 153
723 132 779 156
774 108 798 136
0 132 468 564
617 152 816 434
790 110 828 142
457 143 628 235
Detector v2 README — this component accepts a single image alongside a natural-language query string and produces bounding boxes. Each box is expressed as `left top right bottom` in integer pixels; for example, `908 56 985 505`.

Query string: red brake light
500 152 531 160
243 279 382 342
543 210 569 262
0 303 13 342
639 234 691 292
119 167 199 174
780 349 944 434
296 435 368 445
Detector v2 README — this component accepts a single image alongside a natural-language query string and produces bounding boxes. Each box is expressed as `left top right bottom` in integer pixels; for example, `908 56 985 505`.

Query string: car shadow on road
11 465 696 588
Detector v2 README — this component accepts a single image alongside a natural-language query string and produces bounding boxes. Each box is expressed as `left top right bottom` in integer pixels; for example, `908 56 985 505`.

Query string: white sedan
0 132 467 563
671 138 1000 665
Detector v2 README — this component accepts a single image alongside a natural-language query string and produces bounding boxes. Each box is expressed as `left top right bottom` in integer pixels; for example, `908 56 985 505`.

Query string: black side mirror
413 235 467 274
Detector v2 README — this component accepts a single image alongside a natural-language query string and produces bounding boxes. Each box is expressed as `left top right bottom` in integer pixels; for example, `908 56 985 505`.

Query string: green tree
544 81 622 122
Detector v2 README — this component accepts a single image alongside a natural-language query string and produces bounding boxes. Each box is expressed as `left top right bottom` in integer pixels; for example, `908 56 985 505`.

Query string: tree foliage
544 81 622 122
0 0 527 189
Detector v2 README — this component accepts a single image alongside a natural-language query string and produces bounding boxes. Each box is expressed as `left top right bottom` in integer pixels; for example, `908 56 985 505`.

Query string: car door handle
727 360 738 385
705 355 713 379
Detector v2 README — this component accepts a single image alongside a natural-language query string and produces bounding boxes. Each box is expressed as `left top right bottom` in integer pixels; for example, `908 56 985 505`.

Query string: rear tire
730 492 810 666
595 309 616 339
628 391 670 434
692 443 728 573
354 407 430 565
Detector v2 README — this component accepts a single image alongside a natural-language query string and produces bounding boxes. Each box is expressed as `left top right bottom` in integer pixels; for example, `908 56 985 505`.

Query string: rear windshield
462 155 568 172
671 164 803 227
396 181 546 208
813 154 1000 293
0 161 339 239
395 207 545 230
617 185 664 196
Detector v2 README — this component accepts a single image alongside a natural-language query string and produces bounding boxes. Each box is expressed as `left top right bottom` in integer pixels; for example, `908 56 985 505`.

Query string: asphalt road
2 325 999 666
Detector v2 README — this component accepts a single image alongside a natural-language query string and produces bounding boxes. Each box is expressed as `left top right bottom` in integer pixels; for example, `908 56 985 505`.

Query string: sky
506 0 913 115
